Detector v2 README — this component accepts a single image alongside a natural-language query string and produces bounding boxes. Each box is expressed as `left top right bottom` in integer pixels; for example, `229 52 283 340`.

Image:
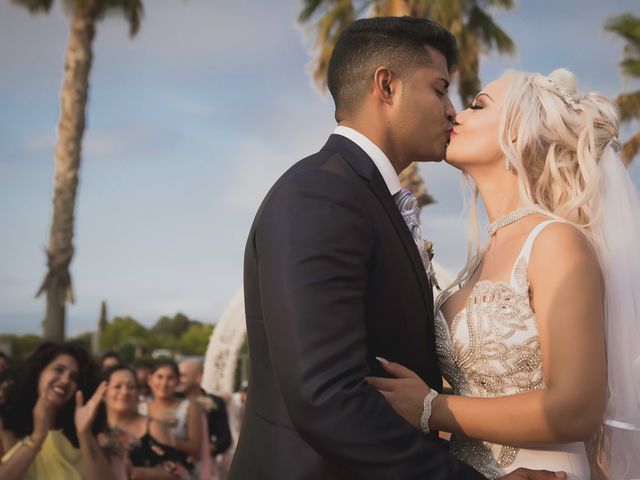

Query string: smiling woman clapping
0 342 113 480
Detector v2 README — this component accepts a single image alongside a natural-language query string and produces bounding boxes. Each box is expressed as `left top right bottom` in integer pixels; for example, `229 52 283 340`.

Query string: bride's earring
505 158 511 171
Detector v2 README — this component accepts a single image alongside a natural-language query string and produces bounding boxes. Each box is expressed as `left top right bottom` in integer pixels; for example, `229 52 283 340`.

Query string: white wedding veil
591 140 640 479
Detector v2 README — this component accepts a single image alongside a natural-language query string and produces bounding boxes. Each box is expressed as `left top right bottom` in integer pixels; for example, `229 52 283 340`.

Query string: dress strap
509 220 562 289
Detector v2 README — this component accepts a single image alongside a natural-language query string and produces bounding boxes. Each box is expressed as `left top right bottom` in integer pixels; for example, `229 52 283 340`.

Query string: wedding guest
102 364 189 479
143 360 202 465
136 362 153 402
0 342 112 480
178 359 231 456
99 351 121 372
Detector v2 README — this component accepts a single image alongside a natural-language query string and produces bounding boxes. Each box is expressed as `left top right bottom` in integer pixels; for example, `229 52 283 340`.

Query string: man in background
178 359 232 456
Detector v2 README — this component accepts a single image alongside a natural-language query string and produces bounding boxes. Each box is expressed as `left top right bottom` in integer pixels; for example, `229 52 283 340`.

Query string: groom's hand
499 468 566 480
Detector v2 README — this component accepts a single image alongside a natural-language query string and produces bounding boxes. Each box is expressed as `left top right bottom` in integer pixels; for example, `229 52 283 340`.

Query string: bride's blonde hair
442 68 620 298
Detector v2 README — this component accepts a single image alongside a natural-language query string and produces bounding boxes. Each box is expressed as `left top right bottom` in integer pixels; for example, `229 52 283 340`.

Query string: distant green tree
117 337 146 364
147 331 178 352
98 300 108 332
177 324 213 355
99 316 147 352
0 334 43 362
71 331 93 350
151 313 198 338
606 12 640 165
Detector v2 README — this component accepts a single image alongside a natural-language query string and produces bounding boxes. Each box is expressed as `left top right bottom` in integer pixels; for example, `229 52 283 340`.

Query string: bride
368 68 640 479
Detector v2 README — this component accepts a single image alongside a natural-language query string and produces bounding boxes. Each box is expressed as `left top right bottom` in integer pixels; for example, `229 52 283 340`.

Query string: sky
1 0 639 337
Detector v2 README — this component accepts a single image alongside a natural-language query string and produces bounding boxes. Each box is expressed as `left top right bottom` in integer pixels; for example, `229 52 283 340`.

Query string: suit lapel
322 135 434 315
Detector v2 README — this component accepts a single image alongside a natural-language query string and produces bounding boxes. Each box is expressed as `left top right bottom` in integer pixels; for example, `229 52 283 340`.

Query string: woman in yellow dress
0 342 113 480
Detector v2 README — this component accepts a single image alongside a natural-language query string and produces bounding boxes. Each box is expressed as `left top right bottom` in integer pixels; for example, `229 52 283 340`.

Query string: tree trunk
372 0 410 16
38 3 98 342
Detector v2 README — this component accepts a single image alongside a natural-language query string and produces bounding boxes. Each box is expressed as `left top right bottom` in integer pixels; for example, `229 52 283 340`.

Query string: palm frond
621 131 640 166
299 0 326 22
9 0 54 14
616 91 640 123
456 27 480 106
411 0 455 27
303 0 356 90
605 13 640 53
467 5 515 54
98 0 144 37
480 0 515 9
620 57 640 78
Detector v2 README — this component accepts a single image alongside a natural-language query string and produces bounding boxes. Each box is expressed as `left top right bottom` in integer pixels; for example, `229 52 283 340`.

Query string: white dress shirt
333 126 401 196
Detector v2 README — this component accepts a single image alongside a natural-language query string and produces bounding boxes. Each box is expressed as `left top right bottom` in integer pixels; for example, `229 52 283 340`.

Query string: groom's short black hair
327 16 458 121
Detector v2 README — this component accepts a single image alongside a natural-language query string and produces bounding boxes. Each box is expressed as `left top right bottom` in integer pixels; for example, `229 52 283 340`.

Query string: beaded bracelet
420 389 438 434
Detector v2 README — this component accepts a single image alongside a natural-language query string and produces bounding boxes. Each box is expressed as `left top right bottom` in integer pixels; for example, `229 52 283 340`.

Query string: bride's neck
472 168 522 223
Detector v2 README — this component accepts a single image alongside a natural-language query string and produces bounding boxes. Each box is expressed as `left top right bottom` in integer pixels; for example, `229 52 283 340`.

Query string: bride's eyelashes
469 103 482 110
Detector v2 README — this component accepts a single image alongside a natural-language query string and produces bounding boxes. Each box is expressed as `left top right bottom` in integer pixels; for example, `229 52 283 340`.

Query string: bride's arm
370 223 607 445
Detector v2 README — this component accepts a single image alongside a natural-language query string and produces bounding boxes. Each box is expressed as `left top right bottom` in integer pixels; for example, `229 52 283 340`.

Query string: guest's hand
32 389 56 444
75 381 107 435
366 357 430 428
499 468 566 480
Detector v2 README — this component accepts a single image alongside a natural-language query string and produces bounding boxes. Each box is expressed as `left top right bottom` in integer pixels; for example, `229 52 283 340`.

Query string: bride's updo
499 68 619 233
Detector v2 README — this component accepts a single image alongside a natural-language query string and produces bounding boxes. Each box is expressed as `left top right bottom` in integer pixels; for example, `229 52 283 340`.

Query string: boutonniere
423 240 440 291
194 394 217 413
424 240 434 261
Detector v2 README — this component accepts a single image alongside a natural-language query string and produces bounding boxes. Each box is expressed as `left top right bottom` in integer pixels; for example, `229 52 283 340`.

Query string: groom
229 17 560 479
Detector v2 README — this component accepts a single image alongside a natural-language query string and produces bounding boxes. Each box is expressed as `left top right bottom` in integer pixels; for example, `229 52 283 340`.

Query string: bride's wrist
428 394 446 431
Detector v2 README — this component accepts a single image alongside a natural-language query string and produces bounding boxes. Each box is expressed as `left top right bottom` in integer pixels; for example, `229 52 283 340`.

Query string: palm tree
606 13 640 166
11 0 143 341
299 0 515 207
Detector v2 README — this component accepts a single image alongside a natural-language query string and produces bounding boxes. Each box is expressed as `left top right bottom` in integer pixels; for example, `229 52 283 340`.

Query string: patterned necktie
394 188 436 287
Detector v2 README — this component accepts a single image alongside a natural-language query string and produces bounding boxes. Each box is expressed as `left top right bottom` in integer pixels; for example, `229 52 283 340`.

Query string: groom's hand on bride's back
500 468 566 480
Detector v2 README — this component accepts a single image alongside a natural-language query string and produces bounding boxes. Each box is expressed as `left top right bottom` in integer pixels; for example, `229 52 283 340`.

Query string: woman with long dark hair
0 341 112 480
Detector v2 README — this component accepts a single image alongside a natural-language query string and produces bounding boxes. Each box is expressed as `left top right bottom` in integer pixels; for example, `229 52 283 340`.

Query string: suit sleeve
256 169 482 479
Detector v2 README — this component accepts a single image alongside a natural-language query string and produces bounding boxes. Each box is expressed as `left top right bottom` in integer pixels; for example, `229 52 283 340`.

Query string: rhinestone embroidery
435 256 544 478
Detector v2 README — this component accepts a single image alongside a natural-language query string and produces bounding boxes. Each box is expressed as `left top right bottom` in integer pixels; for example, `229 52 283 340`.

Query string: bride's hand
366 357 430 429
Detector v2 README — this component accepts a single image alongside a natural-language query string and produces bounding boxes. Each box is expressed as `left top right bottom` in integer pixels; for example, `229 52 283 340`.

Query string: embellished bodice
434 221 555 478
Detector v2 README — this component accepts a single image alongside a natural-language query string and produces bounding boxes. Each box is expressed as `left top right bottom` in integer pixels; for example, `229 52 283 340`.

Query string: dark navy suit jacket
229 135 483 479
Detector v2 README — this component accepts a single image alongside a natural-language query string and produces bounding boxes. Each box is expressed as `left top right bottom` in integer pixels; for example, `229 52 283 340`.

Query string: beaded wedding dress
434 220 590 479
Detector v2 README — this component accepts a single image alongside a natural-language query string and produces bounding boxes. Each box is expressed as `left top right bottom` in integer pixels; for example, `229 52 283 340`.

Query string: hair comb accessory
546 77 582 111
609 136 622 152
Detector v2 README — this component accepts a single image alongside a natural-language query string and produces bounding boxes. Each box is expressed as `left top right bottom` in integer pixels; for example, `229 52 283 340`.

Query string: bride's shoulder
528 221 601 279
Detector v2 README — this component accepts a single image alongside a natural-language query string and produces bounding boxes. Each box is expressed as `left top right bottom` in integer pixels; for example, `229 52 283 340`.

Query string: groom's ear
372 66 397 104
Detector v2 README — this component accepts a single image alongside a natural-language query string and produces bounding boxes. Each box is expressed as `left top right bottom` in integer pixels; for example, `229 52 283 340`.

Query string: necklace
487 206 539 236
